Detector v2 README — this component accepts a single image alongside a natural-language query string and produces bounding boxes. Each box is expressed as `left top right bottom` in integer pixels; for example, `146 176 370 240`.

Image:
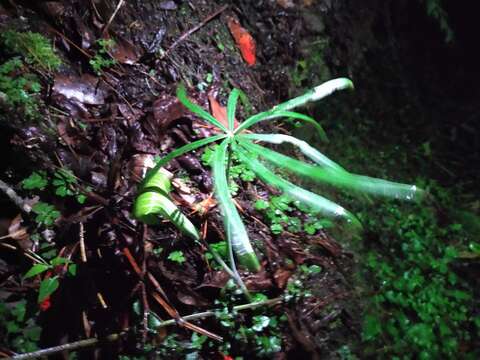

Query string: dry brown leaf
208 95 240 129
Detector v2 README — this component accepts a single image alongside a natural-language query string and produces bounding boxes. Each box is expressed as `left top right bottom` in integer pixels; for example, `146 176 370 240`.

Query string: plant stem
225 141 233 180
208 245 251 301
223 140 252 301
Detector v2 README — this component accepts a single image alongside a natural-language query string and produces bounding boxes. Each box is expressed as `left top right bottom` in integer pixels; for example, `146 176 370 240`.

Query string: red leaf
220 353 234 360
208 95 240 129
227 17 256 66
39 296 51 311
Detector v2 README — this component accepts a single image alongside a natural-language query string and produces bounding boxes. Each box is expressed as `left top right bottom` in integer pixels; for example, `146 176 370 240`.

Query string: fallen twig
0 179 31 214
11 332 125 360
102 0 125 36
11 297 282 359
164 5 228 57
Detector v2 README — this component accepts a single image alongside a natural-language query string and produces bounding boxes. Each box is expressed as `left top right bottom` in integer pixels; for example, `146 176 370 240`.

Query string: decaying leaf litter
0 1 381 358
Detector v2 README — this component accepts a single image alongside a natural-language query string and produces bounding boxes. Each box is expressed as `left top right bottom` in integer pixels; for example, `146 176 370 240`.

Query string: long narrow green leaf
213 139 260 272
24 264 50 279
272 78 354 112
141 134 226 190
234 78 353 134
134 167 200 240
236 110 328 142
176 84 228 132
240 139 423 201
227 88 241 131
238 133 345 172
234 142 360 227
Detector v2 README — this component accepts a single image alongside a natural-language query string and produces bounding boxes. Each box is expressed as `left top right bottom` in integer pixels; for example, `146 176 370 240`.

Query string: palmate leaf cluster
134 78 423 272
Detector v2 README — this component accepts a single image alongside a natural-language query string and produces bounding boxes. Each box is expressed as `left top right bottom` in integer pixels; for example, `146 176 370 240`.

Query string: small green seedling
89 39 117 74
24 256 76 302
31 202 60 227
167 250 186 264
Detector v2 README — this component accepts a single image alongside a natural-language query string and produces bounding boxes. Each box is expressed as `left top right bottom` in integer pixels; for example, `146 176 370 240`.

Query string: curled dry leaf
127 154 155 183
226 16 256 66
177 288 209 307
274 268 293 289
53 74 107 105
152 94 185 130
110 36 142 64
243 270 274 291
8 214 31 250
118 103 143 125
208 94 240 129
159 1 177 10
198 270 230 289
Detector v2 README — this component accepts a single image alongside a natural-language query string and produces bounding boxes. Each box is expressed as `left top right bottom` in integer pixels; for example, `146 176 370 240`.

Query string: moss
1 30 61 72
0 31 61 119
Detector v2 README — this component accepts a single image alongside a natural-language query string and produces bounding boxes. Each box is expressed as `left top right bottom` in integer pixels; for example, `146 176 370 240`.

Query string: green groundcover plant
133 78 423 273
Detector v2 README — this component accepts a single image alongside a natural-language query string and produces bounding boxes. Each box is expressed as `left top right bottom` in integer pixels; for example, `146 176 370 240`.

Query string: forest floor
0 1 479 360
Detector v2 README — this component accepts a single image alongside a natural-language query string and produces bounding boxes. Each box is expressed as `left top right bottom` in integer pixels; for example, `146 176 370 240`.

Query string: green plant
167 250 186 264
31 202 60 227
52 168 88 204
22 169 89 204
22 171 48 190
133 166 200 240
24 256 76 303
1 31 60 119
0 58 41 117
1 31 61 72
360 192 478 358
254 194 332 235
134 78 422 278
202 145 257 194
0 300 41 353
89 39 117 74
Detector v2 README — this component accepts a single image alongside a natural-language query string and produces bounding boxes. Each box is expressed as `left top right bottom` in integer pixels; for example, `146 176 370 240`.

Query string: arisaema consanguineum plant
133 78 424 273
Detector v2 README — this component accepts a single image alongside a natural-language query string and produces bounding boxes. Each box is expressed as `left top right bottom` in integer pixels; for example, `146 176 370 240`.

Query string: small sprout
89 39 117 74
167 250 186 264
